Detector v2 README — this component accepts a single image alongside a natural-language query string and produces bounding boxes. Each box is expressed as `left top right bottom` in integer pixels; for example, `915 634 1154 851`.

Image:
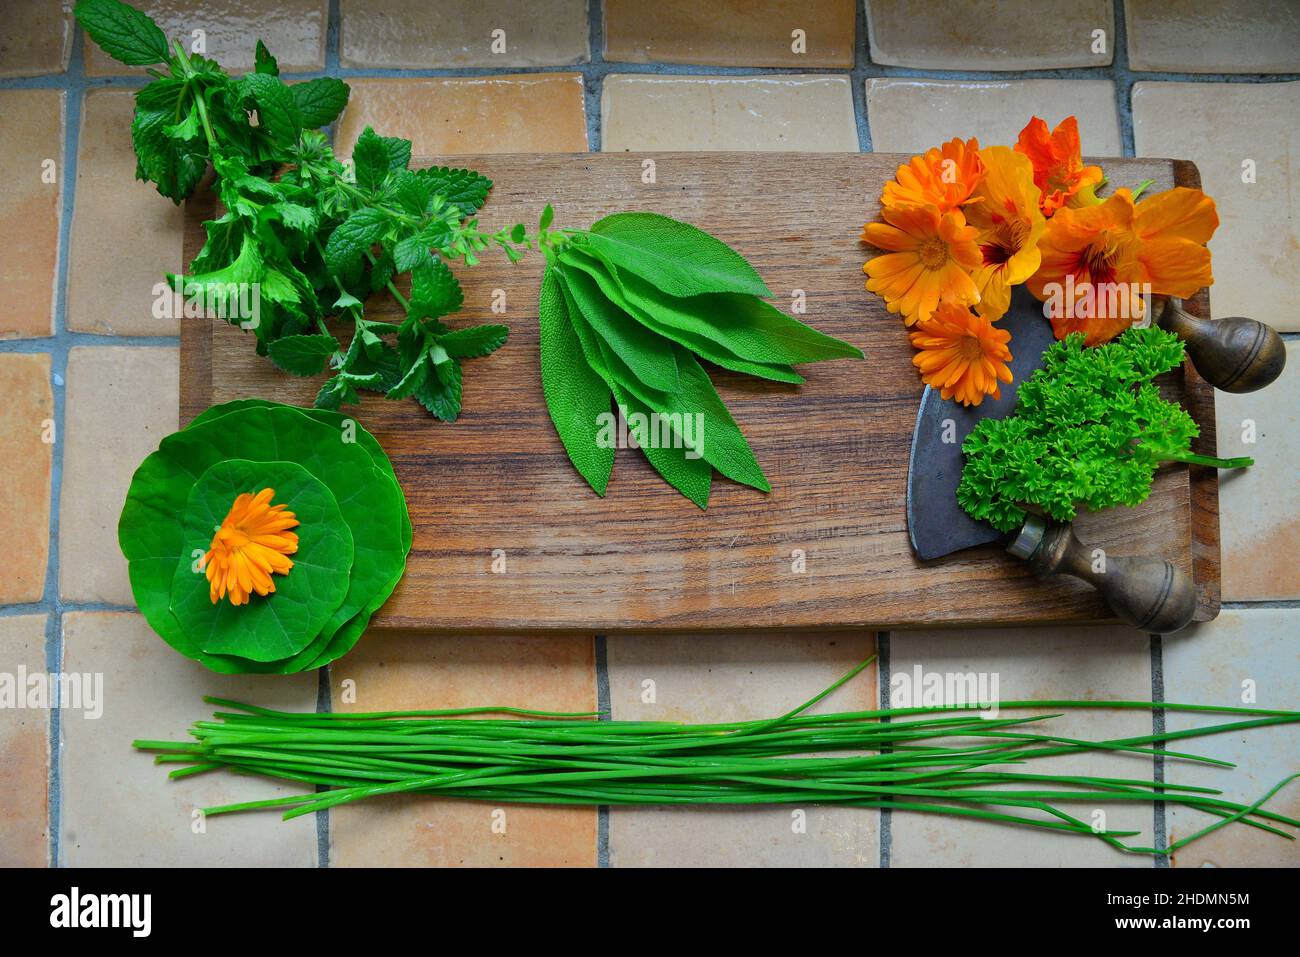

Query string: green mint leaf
323 207 389 275
135 76 187 112
74 0 170 66
413 357 464 422
290 77 350 128
268 334 339 376
439 324 509 359
584 212 771 299
540 203 554 231
254 39 279 75
392 235 432 273
131 108 207 203
385 345 430 400
408 258 463 321
352 126 412 191
314 375 358 410
385 170 435 216
241 72 301 149
413 165 492 216
538 268 615 495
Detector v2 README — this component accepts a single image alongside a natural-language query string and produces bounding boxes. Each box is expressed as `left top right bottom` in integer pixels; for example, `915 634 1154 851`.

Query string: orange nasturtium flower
203 488 300 605
909 301 1013 407
862 204 982 325
1014 116 1104 217
881 137 986 212
1027 186 1218 345
964 146 1046 321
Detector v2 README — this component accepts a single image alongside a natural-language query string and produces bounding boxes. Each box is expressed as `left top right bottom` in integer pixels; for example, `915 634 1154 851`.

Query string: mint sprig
74 0 548 422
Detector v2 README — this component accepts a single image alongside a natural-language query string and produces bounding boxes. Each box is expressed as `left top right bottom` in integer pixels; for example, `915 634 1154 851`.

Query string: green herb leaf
131 109 207 203
323 207 389 275
413 356 464 422
413 166 493 216
408 257 464 321
557 256 680 393
241 72 302 149
254 39 279 75
290 77 350 128
585 212 771 298
610 379 712 509
352 126 412 191
440 324 509 359
74 0 170 66
267 334 339 376
538 268 615 495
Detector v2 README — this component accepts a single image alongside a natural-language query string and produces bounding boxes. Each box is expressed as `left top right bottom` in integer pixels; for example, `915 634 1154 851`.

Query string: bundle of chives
134 658 1300 856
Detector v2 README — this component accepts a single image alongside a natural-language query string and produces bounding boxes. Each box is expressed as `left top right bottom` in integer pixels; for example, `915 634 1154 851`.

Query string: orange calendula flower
964 146 1047 321
203 488 300 606
1027 186 1218 345
1014 116 1104 216
863 204 982 325
909 301 1013 407
881 137 986 212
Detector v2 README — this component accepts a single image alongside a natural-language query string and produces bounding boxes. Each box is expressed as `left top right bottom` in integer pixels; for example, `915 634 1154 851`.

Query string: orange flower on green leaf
203 488 300 606
909 301 1013 407
964 146 1046 321
863 204 982 325
1027 186 1218 345
1014 116 1104 217
881 137 986 213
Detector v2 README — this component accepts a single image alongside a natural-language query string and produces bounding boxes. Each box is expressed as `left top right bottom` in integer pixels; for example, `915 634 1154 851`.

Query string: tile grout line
1150 634 1169 867
877 631 891 868
582 0 605 152
42 22 92 872
1112 0 1137 157
594 633 610 868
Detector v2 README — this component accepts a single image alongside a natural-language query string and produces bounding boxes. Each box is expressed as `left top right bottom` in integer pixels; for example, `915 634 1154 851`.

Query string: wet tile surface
60 612 318 866
0 614 49 867
1212 342 1299 601
84 0 328 76
67 90 184 336
888 626 1156 867
604 0 855 68
866 78 1121 154
328 631 597 866
1127 0 1300 74
1132 81 1300 331
0 89 64 339
0 0 74 77
605 632 878 866
0 355 53 605
602 75 859 151
866 0 1114 70
340 0 588 68
335 75 589 157
1163 608 1300 866
59 347 178 605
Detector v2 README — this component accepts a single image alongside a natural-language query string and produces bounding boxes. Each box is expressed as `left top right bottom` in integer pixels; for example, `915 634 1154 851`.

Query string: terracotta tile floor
1 1 1297 868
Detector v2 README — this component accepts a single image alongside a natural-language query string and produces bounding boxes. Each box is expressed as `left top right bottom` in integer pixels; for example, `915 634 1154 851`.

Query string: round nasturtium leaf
119 401 410 674
169 459 354 662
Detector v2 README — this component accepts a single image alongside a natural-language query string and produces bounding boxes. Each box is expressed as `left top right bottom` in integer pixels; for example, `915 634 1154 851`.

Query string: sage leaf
557 255 679 393
609 379 712 509
585 212 771 298
539 268 615 495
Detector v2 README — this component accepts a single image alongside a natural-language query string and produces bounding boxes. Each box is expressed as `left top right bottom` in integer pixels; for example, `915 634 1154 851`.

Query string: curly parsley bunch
958 326 1252 533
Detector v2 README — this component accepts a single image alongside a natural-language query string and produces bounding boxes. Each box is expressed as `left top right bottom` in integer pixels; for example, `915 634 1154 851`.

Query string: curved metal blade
906 288 1059 561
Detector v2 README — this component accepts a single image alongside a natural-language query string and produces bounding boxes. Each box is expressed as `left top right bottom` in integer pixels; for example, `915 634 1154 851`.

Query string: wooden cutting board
181 152 1220 632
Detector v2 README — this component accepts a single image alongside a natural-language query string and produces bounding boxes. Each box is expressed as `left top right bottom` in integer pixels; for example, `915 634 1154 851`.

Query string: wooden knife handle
1007 515 1197 634
1156 297 1286 393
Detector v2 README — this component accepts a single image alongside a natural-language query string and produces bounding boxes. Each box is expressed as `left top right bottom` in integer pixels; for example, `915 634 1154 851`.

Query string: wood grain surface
180 152 1220 632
